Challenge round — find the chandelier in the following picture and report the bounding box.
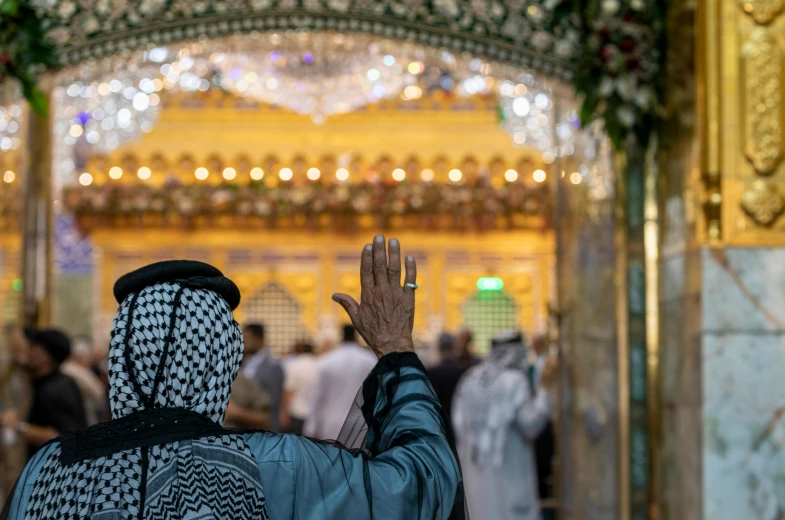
[216,33,411,124]
[43,32,603,188]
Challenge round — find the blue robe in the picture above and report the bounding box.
[3,354,461,519]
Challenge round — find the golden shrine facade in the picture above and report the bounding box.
[45,90,555,353]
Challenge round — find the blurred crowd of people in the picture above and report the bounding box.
[0,320,558,519]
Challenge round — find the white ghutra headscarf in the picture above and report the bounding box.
[452,331,531,469]
[23,269,269,519]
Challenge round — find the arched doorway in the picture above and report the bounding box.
[1,2,628,518]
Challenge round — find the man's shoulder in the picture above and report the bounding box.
[242,431,295,463]
[26,439,61,470]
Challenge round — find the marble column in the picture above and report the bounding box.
[557,159,620,520]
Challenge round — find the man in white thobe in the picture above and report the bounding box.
[304,324,377,440]
[453,331,557,520]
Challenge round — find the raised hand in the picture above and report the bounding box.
[332,235,417,358]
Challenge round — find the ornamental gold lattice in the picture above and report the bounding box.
[741,180,785,226]
[744,27,783,175]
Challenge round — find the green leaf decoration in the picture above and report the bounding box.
[0,0,58,112]
[0,0,20,16]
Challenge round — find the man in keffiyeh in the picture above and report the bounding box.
[452,331,557,520]
[2,235,463,520]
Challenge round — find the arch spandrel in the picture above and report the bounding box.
[33,0,578,79]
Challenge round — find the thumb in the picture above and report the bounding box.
[332,293,359,321]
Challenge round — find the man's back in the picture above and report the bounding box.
[28,371,87,458]
[4,353,460,520]
[305,343,376,439]
[60,362,105,426]
[285,354,320,420]
[246,351,285,432]
[453,364,552,520]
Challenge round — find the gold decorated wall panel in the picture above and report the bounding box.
[90,229,554,352]
[82,91,543,187]
[709,0,785,244]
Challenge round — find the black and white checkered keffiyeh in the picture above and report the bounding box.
[25,282,269,519]
[108,282,240,422]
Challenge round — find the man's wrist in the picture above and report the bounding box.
[373,342,414,358]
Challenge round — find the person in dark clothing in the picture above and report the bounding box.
[242,323,285,432]
[427,332,470,443]
[529,334,557,520]
[455,328,480,368]
[1,328,87,459]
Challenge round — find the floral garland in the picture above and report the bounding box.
[0,0,58,114]
[62,179,551,230]
[549,0,666,149]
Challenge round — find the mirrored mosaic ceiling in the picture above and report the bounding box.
[19,33,595,182]
[31,0,579,78]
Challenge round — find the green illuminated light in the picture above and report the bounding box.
[11,279,22,292]
[477,277,503,291]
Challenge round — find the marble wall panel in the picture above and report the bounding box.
[702,248,785,333]
[700,247,785,520]
[703,332,785,520]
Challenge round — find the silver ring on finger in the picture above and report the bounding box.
[404,283,419,290]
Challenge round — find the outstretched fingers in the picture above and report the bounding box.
[387,237,402,288]
[359,243,374,304]
[372,234,389,290]
[403,255,417,298]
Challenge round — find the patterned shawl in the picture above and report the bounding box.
[23,273,269,519]
[452,331,530,469]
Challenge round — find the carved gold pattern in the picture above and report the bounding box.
[741,0,785,24]
[741,180,785,225]
[744,28,783,175]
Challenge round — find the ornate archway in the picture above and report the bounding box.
[1,2,659,519]
[34,0,578,80]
